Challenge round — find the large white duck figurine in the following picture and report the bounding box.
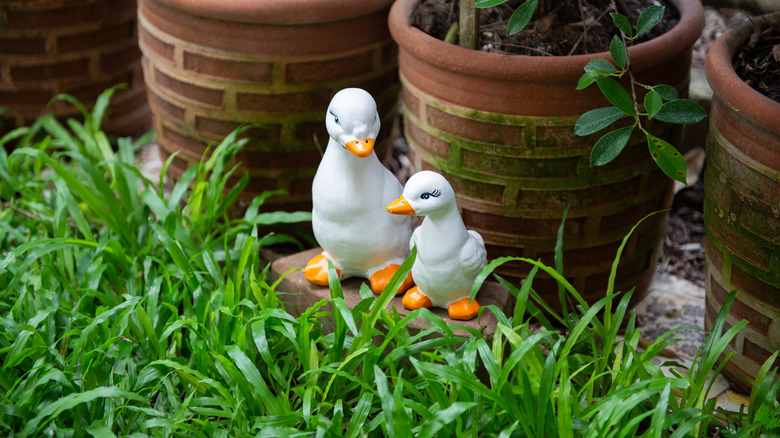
[305,88,414,294]
[387,171,487,320]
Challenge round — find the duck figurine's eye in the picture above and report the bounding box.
[420,190,441,200]
[330,110,340,126]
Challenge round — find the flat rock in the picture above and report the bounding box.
[269,247,512,342]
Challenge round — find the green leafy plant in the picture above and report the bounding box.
[573,6,707,184]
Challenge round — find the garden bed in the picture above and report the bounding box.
[1,5,776,437]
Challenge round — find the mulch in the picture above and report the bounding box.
[733,14,780,102]
[410,0,679,56]
[659,176,706,287]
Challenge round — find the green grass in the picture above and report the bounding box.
[1,90,779,437]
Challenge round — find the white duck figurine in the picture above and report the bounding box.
[387,171,487,320]
[305,88,414,294]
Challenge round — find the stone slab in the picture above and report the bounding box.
[269,248,512,342]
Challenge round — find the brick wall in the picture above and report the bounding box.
[0,0,150,136]
[138,0,398,211]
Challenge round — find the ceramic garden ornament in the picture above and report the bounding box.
[387,171,487,320]
[305,88,414,294]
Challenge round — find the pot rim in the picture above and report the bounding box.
[389,0,704,82]
[148,0,394,25]
[705,13,780,134]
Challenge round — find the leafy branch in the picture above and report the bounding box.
[471,1,706,184]
[574,6,707,184]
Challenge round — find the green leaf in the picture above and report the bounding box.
[610,13,633,37]
[513,265,539,324]
[150,222,195,288]
[609,35,627,69]
[474,0,510,7]
[576,72,596,90]
[86,423,117,438]
[90,84,127,132]
[51,93,90,120]
[345,392,374,438]
[647,381,672,437]
[250,211,313,226]
[653,84,679,101]
[507,0,537,36]
[437,402,478,423]
[555,205,569,318]
[226,345,281,416]
[636,6,665,37]
[333,297,359,336]
[584,59,617,75]
[574,106,626,136]
[558,360,574,438]
[374,366,397,438]
[590,125,634,166]
[21,387,145,437]
[647,135,687,184]
[594,76,635,116]
[644,90,663,119]
[367,246,416,330]
[653,99,707,124]
[418,402,477,438]
[749,350,780,418]
[52,176,95,242]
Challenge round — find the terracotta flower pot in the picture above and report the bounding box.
[704,13,780,393]
[138,0,398,211]
[389,0,704,311]
[0,0,150,137]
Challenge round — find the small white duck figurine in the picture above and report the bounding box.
[387,171,487,320]
[306,88,414,294]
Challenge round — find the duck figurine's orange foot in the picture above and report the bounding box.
[370,264,414,295]
[447,297,480,321]
[402,286,432,310]
[304,253,340,286]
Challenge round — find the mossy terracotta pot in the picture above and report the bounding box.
[138,0,398,211]
[704,13,780,394]
[389,0,704,311]
[0,0,150,137]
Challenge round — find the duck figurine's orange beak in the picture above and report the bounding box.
[387,195,416,215]
[345,138,375,158]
